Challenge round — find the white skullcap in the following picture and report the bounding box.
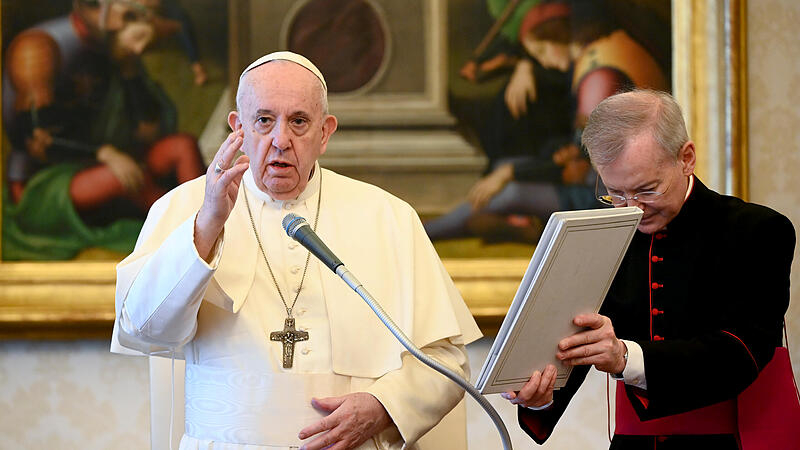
[239,51,327,91]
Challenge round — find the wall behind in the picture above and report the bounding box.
[0,340,149,448]
[747,0,800,382]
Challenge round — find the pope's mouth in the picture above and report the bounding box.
[269,161,292,168]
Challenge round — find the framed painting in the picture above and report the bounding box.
[0,0,229,337]
[0,0,748,338]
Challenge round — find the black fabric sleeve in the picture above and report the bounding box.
[517,364,592,444]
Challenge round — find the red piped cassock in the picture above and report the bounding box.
[518,178,795,449]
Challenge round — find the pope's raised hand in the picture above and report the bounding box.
[194,129,249,260]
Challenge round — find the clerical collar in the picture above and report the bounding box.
[658,174,696,233]
[242,162,321,209]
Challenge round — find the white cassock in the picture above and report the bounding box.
[111,163,482,450]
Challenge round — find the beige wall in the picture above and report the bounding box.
[747,0,800,381]
[1,1,799,448]
[0,340,149,449]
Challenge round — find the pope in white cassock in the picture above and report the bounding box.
[110,51,482,450]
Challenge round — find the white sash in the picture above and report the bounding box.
[183,364,368,447]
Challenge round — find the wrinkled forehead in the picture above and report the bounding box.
[238,62,323,113]
[600,139,671,186]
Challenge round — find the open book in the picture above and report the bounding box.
[475,207,642,395]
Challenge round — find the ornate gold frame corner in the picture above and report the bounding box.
[0,262,116,339]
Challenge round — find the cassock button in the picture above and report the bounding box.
[651,256,664,263]
[655,233,666,240]
[289,242,298,250]
[651,282,663,290]
[290,265,301,274]
[296,308,307,316]
[651,308,664,316]
[653,335,665,341]
[301,348,311,355]
[284,202,294,210]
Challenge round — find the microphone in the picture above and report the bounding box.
[281,213,512,449]
[282,213,343,272]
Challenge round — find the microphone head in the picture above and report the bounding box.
[282,213,309,238]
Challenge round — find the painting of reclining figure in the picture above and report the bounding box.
[429,0,670,253]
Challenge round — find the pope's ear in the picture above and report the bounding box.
[318,115,338,156]
[228,111,242,131]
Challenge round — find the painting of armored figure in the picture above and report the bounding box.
[1,0,227,260]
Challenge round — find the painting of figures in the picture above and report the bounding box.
[1,0,227,260]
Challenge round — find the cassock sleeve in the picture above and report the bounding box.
[628,212,795,419]
[364,339,470,446]
[516,364,591,444]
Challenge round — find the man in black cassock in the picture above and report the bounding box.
[504,89,795,449]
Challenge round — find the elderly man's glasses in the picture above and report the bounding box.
[595,176,671,206]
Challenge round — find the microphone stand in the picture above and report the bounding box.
[335,265,513,450]
[283,213,513,449]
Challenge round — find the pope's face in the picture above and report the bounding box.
[229,61,336,200]
[595,132,695,234]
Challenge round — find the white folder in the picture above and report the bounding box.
[475,207,642,394]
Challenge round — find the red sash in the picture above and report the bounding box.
[737,347,800,449]
[614,381,738,435]
[615,347,800,449]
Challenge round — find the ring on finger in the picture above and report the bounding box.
[214,162,226,174]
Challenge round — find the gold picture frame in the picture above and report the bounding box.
[0,1,749,338]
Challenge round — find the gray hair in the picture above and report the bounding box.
[582,89,689,166]
[235,60,329,116]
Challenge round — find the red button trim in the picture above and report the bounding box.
[655,233,666,240]
[651,255,664,262]
[651,308,664,316]
[653,335,664,341]
[651,282,663,290]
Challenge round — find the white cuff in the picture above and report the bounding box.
[619,339,647,390]
[524,400,554,411]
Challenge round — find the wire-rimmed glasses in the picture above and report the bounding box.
[595,176,672,206]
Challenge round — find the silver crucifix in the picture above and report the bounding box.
[270,317,309,368]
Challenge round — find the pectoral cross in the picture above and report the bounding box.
[270,317,309,368]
